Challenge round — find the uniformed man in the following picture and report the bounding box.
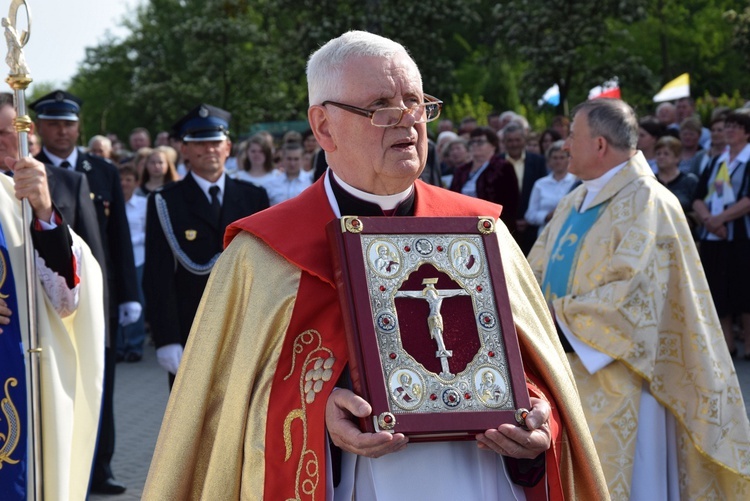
[30,89,140,495]
[143,104,269,387]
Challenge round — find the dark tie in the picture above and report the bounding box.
[60,160,72,169]
[209,185,221,225]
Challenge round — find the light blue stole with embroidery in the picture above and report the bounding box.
[542,203,608,302]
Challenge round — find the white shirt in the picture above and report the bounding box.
[265,170,313,206]
[125,194,147,266]
[190,171,226,204]
[525,172,577,233]
[233,169,282,190]
[43,146,79,168]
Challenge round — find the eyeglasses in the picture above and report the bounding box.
[468,138,489,146]
[322,94,443,128]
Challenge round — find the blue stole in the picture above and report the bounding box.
[542,203,608,302]
[0,223,27,500]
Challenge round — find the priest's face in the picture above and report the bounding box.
[564,111,599,180]
[321,53,427,195]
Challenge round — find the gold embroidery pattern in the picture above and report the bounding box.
[0,378,21,468]
[0,248,8,300]
[282,330,335,501]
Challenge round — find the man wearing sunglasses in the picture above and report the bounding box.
[145,31,606,500]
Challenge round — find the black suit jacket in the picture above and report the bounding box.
[143,173,269,347]
[502,151,547,254]
[37,149,139,320]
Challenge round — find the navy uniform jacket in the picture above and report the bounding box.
[143,172,269,348]
[37,149,139,326]
[44,164,111,340]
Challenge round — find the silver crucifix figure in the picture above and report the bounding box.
[395,278,468,378]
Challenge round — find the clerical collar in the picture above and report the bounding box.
[43,146,78,168]
[579,158,629,212]
[328,169,414,217]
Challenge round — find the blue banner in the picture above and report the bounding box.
[0,222,27,500]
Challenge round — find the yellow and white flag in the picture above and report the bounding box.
[653,73,690,102]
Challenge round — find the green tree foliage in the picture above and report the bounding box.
[492,0,650,115]
[69,0,747,141]
[725,5,750,73]
[617,0,749,115]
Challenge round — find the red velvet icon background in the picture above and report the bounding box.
[394,263,481,376]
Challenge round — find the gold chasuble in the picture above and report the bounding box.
[143,178,607,500]
[529,152,750,500]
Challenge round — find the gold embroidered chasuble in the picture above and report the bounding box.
[528,152,750,499]
[143,180,608,500]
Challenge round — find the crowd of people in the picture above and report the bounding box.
[3,27,750,500]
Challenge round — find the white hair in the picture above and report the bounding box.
[306,30,421,105]
[88,134,112,150]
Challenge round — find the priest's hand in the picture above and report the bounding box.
[326,388,408,458]
[6,157,53,224]
[0,297,12,334]
[476,397,551,459]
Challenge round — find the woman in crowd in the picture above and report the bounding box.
[117,163,148,362]
[233,134,280,189]
[679,116,703,172]
[449,126,518,231]
[692,111,750,357]
[654,136,698,219]
[140,146,180,196]
[524,140,577,235]
[690,114,728,177]
[538,128,561,157]
[637,116,665,173]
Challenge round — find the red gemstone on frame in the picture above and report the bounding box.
[352,219,360,227]
[389,352,396,359]
[437,246,443,252]
[404,246,411,252]
[379,285,386,292]
[483,220,491,229]
[476,285,483,292]
[449,395,456,402]
[488,351,495,357]
[464,393,471,399]
[383,415,393,423]
[383,318,390,324]
[430,394,437,400]
[484,316,491,322]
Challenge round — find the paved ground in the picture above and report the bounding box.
[89,345,168,500]
[89,341,750,499]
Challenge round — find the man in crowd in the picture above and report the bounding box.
[88,134,113,159]
[0,140,104,498]
[264,141,311,205]
[129,127,151,152]
[500,122,547,255]
[528,98,750,498]
[144,31,606,500]
[675,96,711,149]
[656,101,678,130]
[143,104,269,387]
[31,90,140,495]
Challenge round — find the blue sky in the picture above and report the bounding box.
[11,0,140,92]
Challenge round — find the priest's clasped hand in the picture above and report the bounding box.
[6,157,53,223]
[475,397,551,458]
[326,388,408,458]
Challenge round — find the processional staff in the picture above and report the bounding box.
[3,1,42,499]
